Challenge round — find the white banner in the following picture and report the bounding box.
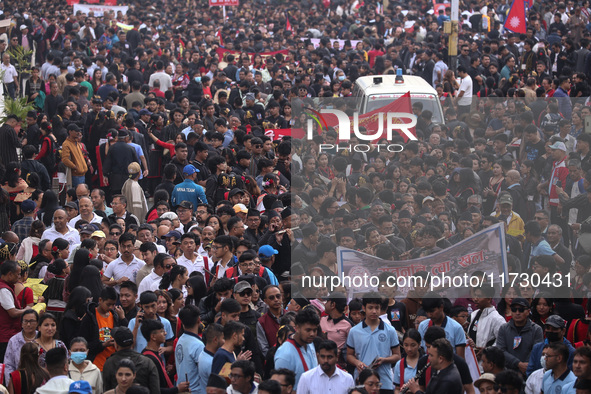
[72,4,129,16]
[301,38,362,49]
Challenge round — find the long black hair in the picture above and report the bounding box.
[159,265,187,290]
[68,248,91,292]
[78,265,104,303]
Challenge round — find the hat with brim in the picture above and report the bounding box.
[474,373,496,389]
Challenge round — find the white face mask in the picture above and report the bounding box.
[540,355,547,370]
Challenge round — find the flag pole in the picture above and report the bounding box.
[223,5,226,19]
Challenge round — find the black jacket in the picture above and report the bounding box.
[418,364,463,394]
[103,348,160,394]
[79,302,128,361]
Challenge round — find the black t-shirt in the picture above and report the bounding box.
[386,301,408,333]
[417,353,472,387]
[525,139,546,166]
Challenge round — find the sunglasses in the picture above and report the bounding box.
[110,232,121,236]
[254,144,262,148]
[239,290,253,297]
[494,385,509,393]
[511,306,527,313]
[266,294,281,300]
[165,264,173,269]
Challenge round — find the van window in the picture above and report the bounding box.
[365,93,444,123]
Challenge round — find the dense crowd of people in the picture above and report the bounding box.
[4,0,591,393]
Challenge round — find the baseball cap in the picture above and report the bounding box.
[474,373,496,389]
[162,230,182,240]
[160,212,178,221]
[91,231,106,239]
[510,297,530,309]
[229,188,245,198]
[498,193,513,205]
[64,202,78,210]
[112,327,134,347]
[80,225,95,235]
[139,109,152,116]
[234,280,252,293]
[183,164,199,175]
[20,25,27,30]
[128,162,141,174]
[545,314,566,329]
[549,141,567,151]
[69,381,92,394]
[177,201,194,211]
[244,92,255,101]
[233,203,248,214]
[20,199,36,213]
[259,245,278,258]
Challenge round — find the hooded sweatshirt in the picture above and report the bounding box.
[35,376,74,394]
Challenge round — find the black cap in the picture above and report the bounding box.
[228,188,245,198]
[510,297,530,309]
[207,374,228,389]
[177,201,194,210]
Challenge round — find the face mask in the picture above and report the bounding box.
[546,331,562,342]
[195,77,201,82]
[338,75,345,81]
[71,351,87,364]
[540,355,547,370]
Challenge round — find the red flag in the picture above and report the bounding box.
[504,0,527,34]
[215,30,224,46]
[367,91,415,143]
[321,91,416,142]
[286,15,293,32]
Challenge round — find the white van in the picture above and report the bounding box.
[351,73,445,124]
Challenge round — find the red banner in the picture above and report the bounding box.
[216,47,289,63]
[209,0,239,6]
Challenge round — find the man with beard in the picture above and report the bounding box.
[296,340,354,394]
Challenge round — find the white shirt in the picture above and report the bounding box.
[103,256,145,292]
[227,382,258,394]
[176,253,205,276]
[0,288,15,310]
[1,63,17,83]
[525,368,545,394]
[297,365,355,394]
[457,75,473,106]
[41,226,81,252]
[68,212,103,228]
[138,269,162,295]
[148,71,173,91]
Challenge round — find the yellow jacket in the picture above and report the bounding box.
[61,137,88,176]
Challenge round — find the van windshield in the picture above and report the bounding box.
[366,94,444,123]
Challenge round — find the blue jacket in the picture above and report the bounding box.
[172,179,207,209]
[526,337,575,377]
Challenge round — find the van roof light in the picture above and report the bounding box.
[395,68,404,84]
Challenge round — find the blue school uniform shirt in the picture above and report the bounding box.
[175,331,205,393]
[197,349,214,394]
[418,316,466,351]
[274,340,318,390]
[128,316,174,353]
[393,358,418,387]
[346,320,400,390]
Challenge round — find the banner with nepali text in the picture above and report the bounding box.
[327,223,509,300]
